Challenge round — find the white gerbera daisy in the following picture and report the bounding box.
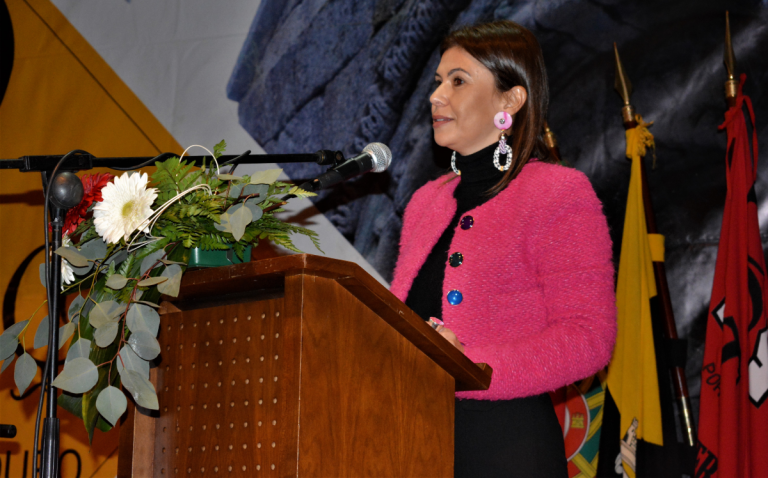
[93,172,158,244]
[61,234,75,287]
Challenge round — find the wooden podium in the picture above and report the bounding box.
[118,254,492,477]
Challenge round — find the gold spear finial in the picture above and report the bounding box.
[543,121,563,164]
[613,43,635,126]
[543,122,557,149]
[724,11,738,102]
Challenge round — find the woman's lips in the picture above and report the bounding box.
[432,117,453,129]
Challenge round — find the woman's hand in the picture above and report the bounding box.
[436,325,465,354]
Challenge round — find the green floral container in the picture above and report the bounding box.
[188,246,252,268]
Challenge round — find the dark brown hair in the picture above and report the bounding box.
[441,20,552,194]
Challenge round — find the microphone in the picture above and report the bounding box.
[306,143,392,191]
[50,172,84,210]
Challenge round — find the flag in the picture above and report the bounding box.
[606,115,664,478]
[696,73,768,478]
[550,373,607,478]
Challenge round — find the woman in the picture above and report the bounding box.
[390,21,616,477]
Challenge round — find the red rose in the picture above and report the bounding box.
[62,173,115,236]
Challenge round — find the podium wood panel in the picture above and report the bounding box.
[119,255,491,477]
[295,273,454,477]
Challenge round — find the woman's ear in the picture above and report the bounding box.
[503,86,527,116]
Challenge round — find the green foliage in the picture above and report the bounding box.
[30,140,322,442]
[212,139,226,159]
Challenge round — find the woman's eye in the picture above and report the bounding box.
[453,77,464,86]
[433,80,441,89]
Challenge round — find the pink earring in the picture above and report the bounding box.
[493,112,513,171]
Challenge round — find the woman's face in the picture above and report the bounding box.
[431,47,506,156]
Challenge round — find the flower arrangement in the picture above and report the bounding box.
[0,141,320,441]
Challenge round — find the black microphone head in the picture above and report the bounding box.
[50,172,84,210]
[363,143,392,172]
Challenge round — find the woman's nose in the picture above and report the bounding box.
[430,87,447,107]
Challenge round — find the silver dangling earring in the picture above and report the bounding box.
[451,151,461,175]
[493,132,513,171]
[493,111,513,171]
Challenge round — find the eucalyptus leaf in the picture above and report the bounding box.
[104,249,128,267]
[137,276,167,287]
[0,320,29,360]
[89,300,123,328]
[140,249,165,276]
[227,204,252,241]
[243,200,264,222]
[159,259,185,265]
[54,246,89,268]
[39,263,46,288]
[2,319,29,339]
[126,304,160,337]
[0,335,18,362]
[34,316,49,349]
[127,330,161,360]
[249,168,282,185]
[66,338,92,364]
[79,238,107,261]
[14,352,37,395]
[1,353,15,374]
[217,173,242,181]
[51,357,98,394]
[69,260,93,276]
[133,300,160,309]
[242,183,268,199]
[68,294,85,322]
[82,365,117,443]
[59,322,76,349]
[120,369,159,410]
[157,265,182,298]
[214,212,234,234]
[95,385,127,426]
[116,345,149,380]
[94,322,119,348]
[228,182,245,198]
[105,274,129,290]
[82,297,95,319]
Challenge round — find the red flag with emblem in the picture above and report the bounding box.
[696,74,768,477]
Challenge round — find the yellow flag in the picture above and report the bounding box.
[606,115,664,478]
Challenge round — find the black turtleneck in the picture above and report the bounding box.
[405,142,505,321]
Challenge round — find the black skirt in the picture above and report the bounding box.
[455,394,569,478]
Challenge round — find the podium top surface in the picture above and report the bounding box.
[170,254,492,392]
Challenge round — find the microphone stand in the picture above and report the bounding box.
[40,206,65,478]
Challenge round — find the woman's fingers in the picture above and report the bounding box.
[437,326,465,353]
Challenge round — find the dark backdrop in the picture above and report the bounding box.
[227,0,768,443]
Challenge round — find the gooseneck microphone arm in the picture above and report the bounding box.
[282,143,393,201]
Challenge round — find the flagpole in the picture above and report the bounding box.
[543,121,563,164]
[613,44,697,448]
[724,12,738,109]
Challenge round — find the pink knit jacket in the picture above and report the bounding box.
[390,161,617,400]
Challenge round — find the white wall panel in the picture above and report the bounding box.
[50,0,388,285]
